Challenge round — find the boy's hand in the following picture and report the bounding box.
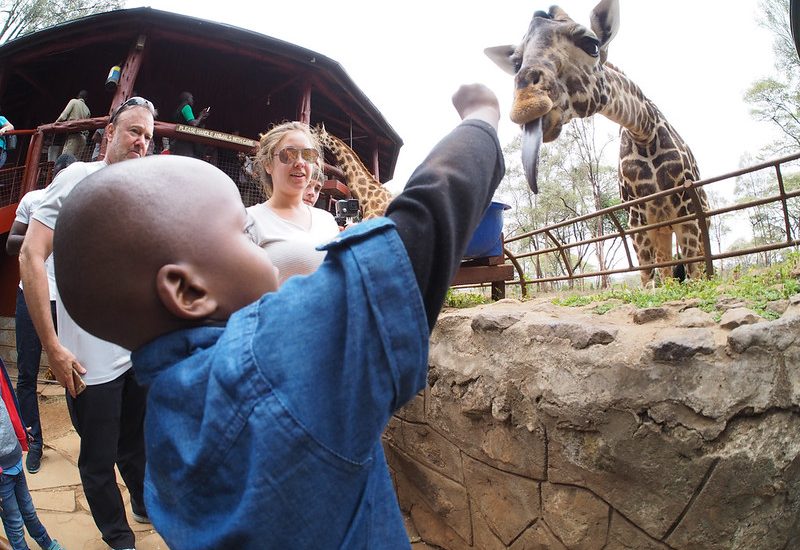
[452,84,500,131]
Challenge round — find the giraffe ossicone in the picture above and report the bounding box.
[316,126,393,220]
[486,0,709,286]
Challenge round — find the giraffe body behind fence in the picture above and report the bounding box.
[316,127,393,220]
[486,0,709,285]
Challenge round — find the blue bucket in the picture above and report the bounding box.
[464,201,510,259]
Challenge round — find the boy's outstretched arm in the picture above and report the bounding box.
[385,84,505,330]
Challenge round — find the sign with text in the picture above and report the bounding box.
[175,124,257,148]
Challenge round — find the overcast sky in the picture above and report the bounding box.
[127,0,780,196]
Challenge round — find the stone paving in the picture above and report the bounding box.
[19,382,167,550]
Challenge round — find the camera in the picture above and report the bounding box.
[335,199,361,226]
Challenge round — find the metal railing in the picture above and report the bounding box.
[456,152,800,296]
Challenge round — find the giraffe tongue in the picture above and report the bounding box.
[522,118,542,194]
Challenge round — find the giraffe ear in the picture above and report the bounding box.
[485,45,517,76]
[589,0,619,63]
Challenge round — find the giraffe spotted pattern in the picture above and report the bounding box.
[316,127,393,220]
[486,0,709,285]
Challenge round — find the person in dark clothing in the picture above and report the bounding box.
[170,91,210,158]
[51,83,504,549]
[6,153,75,475]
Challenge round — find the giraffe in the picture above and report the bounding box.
[486,0,709,285]
[316,127,393,219]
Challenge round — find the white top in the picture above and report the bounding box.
[246,203,340,284]
[33,160,132,386]
[15,189,56,300]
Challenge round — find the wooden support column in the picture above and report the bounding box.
[298,81,311,125]
[371,146,380,182]
[21,130,43,196]
[109,33,148,115]
[0,60,7,101]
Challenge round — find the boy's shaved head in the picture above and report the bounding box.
[54,155,279,350]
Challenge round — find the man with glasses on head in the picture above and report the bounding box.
[19,96,156,550]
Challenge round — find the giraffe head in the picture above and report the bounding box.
[485,0,619,192]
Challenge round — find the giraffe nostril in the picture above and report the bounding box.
[517,68,542,88]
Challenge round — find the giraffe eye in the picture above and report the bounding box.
[577,36,600,57]
[512,56,522,74]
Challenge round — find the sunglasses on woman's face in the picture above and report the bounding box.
[274,147,320,165]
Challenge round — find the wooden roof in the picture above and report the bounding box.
[0,7,402,181]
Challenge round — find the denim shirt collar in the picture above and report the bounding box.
[132,325,225,386]
[133,218,399,388]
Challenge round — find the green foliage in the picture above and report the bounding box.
[552,253,800,319]
[445,289,490,308]
[745,0,800,155]
[498,119,621,287]
[744,77,800,153]
[0,0,123,43]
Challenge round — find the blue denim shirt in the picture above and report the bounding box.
[132,218,428,550]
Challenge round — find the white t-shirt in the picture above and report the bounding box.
[15,189,56,300]
[33,160,132,386]
[246,202,340,284]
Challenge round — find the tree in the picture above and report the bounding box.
[0,0,122,44]
[733,153,791,266]
[562,119,622,288]
[760,0,799,74]
[704,189,734,276]
[498,119,621,290]
[745,0,800,156]
[744,77,800,154]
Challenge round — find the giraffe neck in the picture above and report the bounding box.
[597,63,661,144]
[322,133,391,219]
[326,137,375,195]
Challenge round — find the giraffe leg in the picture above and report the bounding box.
[631,229,655,286]
[652,227,674,284]
[675,221,705,279]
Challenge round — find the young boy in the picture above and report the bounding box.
[0,358,64,550]
[52,84,504,549]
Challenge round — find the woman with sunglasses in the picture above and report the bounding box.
[247,122,340,285]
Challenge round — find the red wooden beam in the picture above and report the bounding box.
[299,81,311,125]
[110,34,148,114]
[148,29,310,75]
[21,130,43,196]
[11,30,134,65]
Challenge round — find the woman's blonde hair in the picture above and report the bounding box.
[254,121,322,198]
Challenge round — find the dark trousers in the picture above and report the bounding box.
[14,287,56,450]
[67,368,147,549]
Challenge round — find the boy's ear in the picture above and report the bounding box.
[155,264,218,320]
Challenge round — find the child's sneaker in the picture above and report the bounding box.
[26,446,42,474]
[47,540,65,550]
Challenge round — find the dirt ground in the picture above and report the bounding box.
[38,382,74,440]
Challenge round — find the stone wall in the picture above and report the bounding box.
[384,296,800,549]
[0,315,17,368]
[0,315,51,373]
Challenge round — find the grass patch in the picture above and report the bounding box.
[552,253,800,319]
[445,289,491,308]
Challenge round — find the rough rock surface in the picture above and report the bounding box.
[384,296,800,549]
